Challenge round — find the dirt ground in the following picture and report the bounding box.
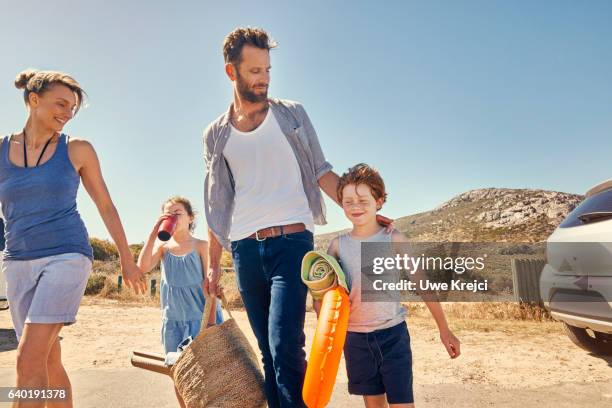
[0,297,610,407]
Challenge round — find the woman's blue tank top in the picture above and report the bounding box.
[0,134,93,260]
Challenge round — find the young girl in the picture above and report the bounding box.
[138,196,223,355]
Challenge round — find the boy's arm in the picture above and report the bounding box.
[313,237,340,317]
[422,300,460,358]
[392,231,461,359]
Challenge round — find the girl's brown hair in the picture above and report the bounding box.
[162,196,197,232]
[14,69,86,114]
[337,163,388,208]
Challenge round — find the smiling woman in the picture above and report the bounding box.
[0,69,147,408]
[16,69,85,114]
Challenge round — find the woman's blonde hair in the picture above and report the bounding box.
[14,69,86,114]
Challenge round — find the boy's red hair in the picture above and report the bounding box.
[337,163,387,206]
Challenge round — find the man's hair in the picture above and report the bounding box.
[337,163,388,206]
[223,27,277,66]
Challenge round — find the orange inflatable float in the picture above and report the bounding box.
[301,251,351,408]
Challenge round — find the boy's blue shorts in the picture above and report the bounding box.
[343,321,414,404]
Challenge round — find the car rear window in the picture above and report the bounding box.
[560,189,612,228]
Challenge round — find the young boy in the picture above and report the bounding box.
[314,163,461,408]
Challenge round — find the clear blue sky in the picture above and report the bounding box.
[1,1,611,243]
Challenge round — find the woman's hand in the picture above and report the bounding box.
[121,261,147,295]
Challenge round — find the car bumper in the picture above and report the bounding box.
[550,311,612,334]
[541,264,612,332]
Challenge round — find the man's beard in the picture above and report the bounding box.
[236,72,268,103]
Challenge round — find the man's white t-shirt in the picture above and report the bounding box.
[223,109,315,241]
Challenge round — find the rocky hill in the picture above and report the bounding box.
[316,188,583,250]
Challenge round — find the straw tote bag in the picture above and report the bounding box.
[171,294,266,408]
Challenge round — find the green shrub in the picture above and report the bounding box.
[100,276,120,297]
[130,243,143,263]
[85,273,107,295]
[90,238,119,261]
[92,259,121,275]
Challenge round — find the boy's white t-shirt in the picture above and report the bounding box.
[223,109,314,241]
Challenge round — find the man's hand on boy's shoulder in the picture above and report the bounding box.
[376,214,394,233]
[440,328,461,359]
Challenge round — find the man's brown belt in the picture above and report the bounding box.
[247,223,306,241]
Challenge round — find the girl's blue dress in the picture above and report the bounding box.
[160,250,223,354]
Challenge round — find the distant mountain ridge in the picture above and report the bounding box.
[316,188,583,249]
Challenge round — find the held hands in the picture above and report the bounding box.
[121,260,147,295]
[440,328,461,359]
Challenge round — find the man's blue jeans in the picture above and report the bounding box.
[231,230,312,408]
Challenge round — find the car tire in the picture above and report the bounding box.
[563,323,612,355]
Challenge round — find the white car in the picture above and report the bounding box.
[540,180,612,355]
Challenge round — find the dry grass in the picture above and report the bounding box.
[85,273,160,306]
[89,238,119,261]
[416,301,554,321]
[404,301,562,335]
[403,301,553,326]
[86,264,558,335]
[219,271,243,308]
[92,259,121,275]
